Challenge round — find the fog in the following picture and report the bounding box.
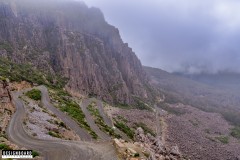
[82,0,240,73]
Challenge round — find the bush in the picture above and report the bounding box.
[133,97,151,110]
[134,153,140,157]
[87,103,121,138]
[59,122,67,128]
[114,120,134,139]
[25,89,41,101]
[216,136,229,144]
[48,131,61,138]
[32,150,39,158]
[231,127,240,139]
[0,143,12,150]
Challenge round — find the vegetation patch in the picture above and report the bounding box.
[49,90,98,139]
[114,119,134,139]
[0,143,12,150]
[230,127,240,139]
[87,103,121,138]
[116,116,128,123]
[116,103,133,109]
[158,102,186,116]
[133,96,152,110]
[0,133,8,139]
[134,153,140,157]
[0,57,67,89]
[48,131,61,138]
[0,42,13,53]
[25,89,41,101]
[32,150,40,158]
[133,122,156,136]
[215,136,229,144]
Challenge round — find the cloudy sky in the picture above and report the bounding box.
[82,0,240,73]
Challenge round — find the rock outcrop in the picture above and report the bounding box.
[134,127,184,160]
[113,127,185,160]
[0,0,155,106]
[0,78,14,134]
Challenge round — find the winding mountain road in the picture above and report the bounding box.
[7,87,117,160]
[38,86,92,141]
[79,98,130,141]
[95,99,130,141]
[80,99,110,141]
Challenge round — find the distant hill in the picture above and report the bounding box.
[144,66,240,126]
[175,72,240,93]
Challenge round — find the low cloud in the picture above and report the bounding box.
[83,0,240,73]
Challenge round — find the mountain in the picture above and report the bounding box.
[0,0,155,106]
[144,66,240,127]
[175,71,240,93]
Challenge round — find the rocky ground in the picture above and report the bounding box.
[114,127,185,160]
[105,106,157,133]
[105,104,187,160]
[165,103,240,160]
[21,94,80,141]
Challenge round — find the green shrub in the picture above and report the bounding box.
[0,143,12,150]
[59,122,67,128]
[231,127,240,139]
[134,153,140,157]
[114,120,134,139]
[216,136,229,144]
[133,97,151,110]
[25,89,41,101]
[87,103,121,138]
[48,131,61,138]
[32,150,39,158]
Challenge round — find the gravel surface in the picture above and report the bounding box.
[22,96,80,141]
[165,103,240,160]
[106,106,157,134]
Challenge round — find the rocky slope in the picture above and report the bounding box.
[144,66,240,159]
[144,66,240,127]
[0,0,154,106]
[0,78,13,135]
[166,104,240,160]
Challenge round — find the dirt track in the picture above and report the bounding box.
[7,87,118,160]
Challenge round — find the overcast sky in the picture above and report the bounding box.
[82,0,240,73]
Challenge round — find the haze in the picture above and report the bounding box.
[83,0,240,74]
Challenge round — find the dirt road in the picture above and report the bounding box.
[7,88,117,160]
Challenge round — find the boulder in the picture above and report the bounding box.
[113,138,125,148]
[170,146,181,156]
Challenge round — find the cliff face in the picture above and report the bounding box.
[0,0,152,105]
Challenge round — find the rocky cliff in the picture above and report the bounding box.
[0,0,154,105]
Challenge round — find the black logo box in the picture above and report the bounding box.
[2,150,32,155]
